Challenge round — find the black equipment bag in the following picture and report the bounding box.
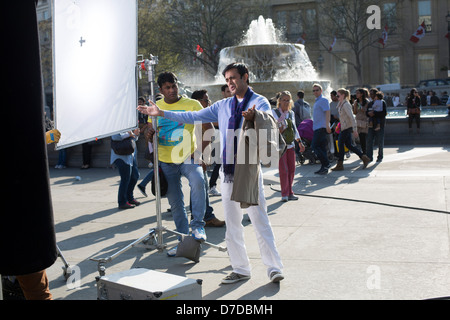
[151,166,168,197]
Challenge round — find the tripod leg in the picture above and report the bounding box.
[57,245,73,280]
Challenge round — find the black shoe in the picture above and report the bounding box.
[129,199,141,206]
[1,277,25,300]
[315,167,328,175]
[119,202,135,210]
[376,158,383,163]
[137,184,147,197]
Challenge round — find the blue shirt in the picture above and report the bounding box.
[312,95,330,131]
[110,132,137,166]
[162,92,271,162]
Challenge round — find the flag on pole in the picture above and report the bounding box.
[378,25,388,48]
[410,21,426,43]
[329,36,337,51]
[196,44,204,56]
[194,44,204,61]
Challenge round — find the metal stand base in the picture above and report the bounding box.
[57,244,72,280]
[91,227,227,277]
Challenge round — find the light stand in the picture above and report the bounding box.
[447,12,450,77]
[91,55,226,277]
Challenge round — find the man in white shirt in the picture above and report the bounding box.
[138,63,284,284]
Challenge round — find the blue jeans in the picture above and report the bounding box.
[57,149,67,166]
[160,159,206,235]
[337,128,363,161]
[139,169,154,188]
[312,128,330,168]
[189,171,216,221]
[114,157,139,206]
[366,126,385,161]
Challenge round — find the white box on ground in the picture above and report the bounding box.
[97,268,202,300]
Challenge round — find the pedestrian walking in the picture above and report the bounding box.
[331,88,370,171]
[311,84,331,175]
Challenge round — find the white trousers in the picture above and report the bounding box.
[220,170,283,278]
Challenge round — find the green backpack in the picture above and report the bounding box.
[275,109,295,145]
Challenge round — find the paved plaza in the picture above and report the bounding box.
[45,146,450,300]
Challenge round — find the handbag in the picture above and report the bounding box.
[275,109,295,145]
[111,137,136,155]
[408,107,421,115]
[356,119,368,129]
[151,166,168,197]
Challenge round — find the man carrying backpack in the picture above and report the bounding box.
[272,91,305,202]
[293,90,311,162]
[293,90,311,126]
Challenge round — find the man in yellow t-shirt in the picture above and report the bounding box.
[150,72,207,255]
[155,96,202,163]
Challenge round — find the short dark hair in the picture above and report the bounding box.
[222,62,250,85]
[221,84,228,92]
[297,90,305,99]
[157,72,178,88]
[313,83,323,91]
[369,88,379,95]
[191,89,207,100]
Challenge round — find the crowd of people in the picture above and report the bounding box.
[265,85,385,178]
[129,63,398,286]
[9,54,447,298]
[385,90,449,108]
[8,2,448,301]
[128,83,390,211]
[19,57,447,298]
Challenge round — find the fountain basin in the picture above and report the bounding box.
[217,43,318,83]
[387,106,449,118]
[384,115,450,145]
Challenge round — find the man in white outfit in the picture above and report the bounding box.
[138,63,284,284]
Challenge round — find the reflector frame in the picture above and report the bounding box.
[53,0,138,149]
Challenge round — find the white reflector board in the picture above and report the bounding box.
[53,0,138,149]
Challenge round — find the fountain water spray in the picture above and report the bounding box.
[192,16,330,102]
[215,16,319,84]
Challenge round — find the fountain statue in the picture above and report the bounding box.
[190,16,330,103]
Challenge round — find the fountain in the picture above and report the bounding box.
[190,16,330,103]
